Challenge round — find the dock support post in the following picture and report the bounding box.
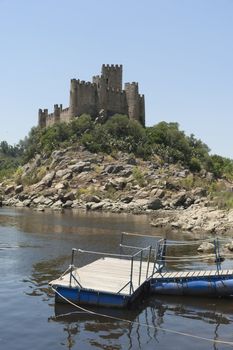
[146,246,152,278]
[69,248,77,287]
[138,250,143,286]
[130,256,134,295]
[214,238,222,272]
[120,233,124,258]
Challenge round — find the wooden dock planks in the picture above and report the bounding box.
[50,257,155,295]
[50,257,233,297]
[152,269,233,280]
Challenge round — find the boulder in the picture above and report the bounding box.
[104,178,127,191]
[84,195,101,203]
[56,169,72,179]
[51,200,63,209]
[203,221,219,233]
[37,206,45,212]
[37,171,55,188]
[33,196,46,205]
[86,202,104,211]
[69,161,91,173]
[42,188,57,197]
[22,154,41,175]
[15,185,23,194]
[126,157,137,165]
[121,195,133,203]
[120,168,133,177]
[148,198,163,210]
[192,187,207,197]
[150,188,165,198]
[43,198,53,206]
[23,199,31,207]
[5,185,14,195]
[174,170,189,178]
[151,218,170,228]
[171,192,187,207]
[51,149,66,160]
[171,222,181,229]
[63,191,76,201]
[197,242,215,253]
[225,241,233,252]
[62,200,73,208]
[104,164,125,174]
[55,182,67,190]
[15,201,24,207]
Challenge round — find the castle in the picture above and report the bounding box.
[38,64,145,128]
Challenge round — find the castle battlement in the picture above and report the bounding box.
[77,81,93,86]
[102,64,122,70]
[125,82,138,87]
[38,64,145,128]
[106,87,125,95]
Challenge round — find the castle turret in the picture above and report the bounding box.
[54,104,61,123]
[125,82,139,121]
[38,109,48,128]
[101,64,122,90]
[69,79,78,117]
[139,95,145,127]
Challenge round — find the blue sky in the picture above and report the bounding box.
[0,0,233,158]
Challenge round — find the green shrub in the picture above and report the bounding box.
[132,166,146,187]
[189,157,202,172]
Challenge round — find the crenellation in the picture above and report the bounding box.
[38,64,145,128]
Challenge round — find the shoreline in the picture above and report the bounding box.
[2,201,233,236]
[1,147,233,236]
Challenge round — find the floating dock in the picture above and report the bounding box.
[50,233,233,308]
[50,256,154,307]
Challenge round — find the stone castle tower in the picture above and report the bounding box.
[38,64,145,128]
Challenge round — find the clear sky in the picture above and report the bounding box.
[0,0,233,158]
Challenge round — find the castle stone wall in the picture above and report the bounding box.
[60,107,71,123]
[76,81,98,117]
[105,89,127,116]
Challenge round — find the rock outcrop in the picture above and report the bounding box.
[1,146,233,235]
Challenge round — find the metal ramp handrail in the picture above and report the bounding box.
[69,244,154,295]
[153,237,225,275]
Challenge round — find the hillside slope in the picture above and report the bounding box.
[1,144,233,235]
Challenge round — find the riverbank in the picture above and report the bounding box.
[1,146,233,235]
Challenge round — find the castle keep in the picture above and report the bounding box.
[38,64,145,128]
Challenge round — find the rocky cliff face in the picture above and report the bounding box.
[1,145,233,235]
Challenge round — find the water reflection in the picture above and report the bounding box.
[25,255,68,299]
[49,296,233,350]
[2,207,233,350]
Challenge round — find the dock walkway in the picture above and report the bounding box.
[50,257,155,296]
[50,235,233,308]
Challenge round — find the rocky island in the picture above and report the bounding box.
[1,140,233,237]
[1,65,233,238]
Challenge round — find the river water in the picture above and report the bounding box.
[0,207,233,350]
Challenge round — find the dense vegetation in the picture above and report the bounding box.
[0,141,23,180]
[1,114,233,181]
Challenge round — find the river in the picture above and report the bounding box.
[0,207,233,350]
